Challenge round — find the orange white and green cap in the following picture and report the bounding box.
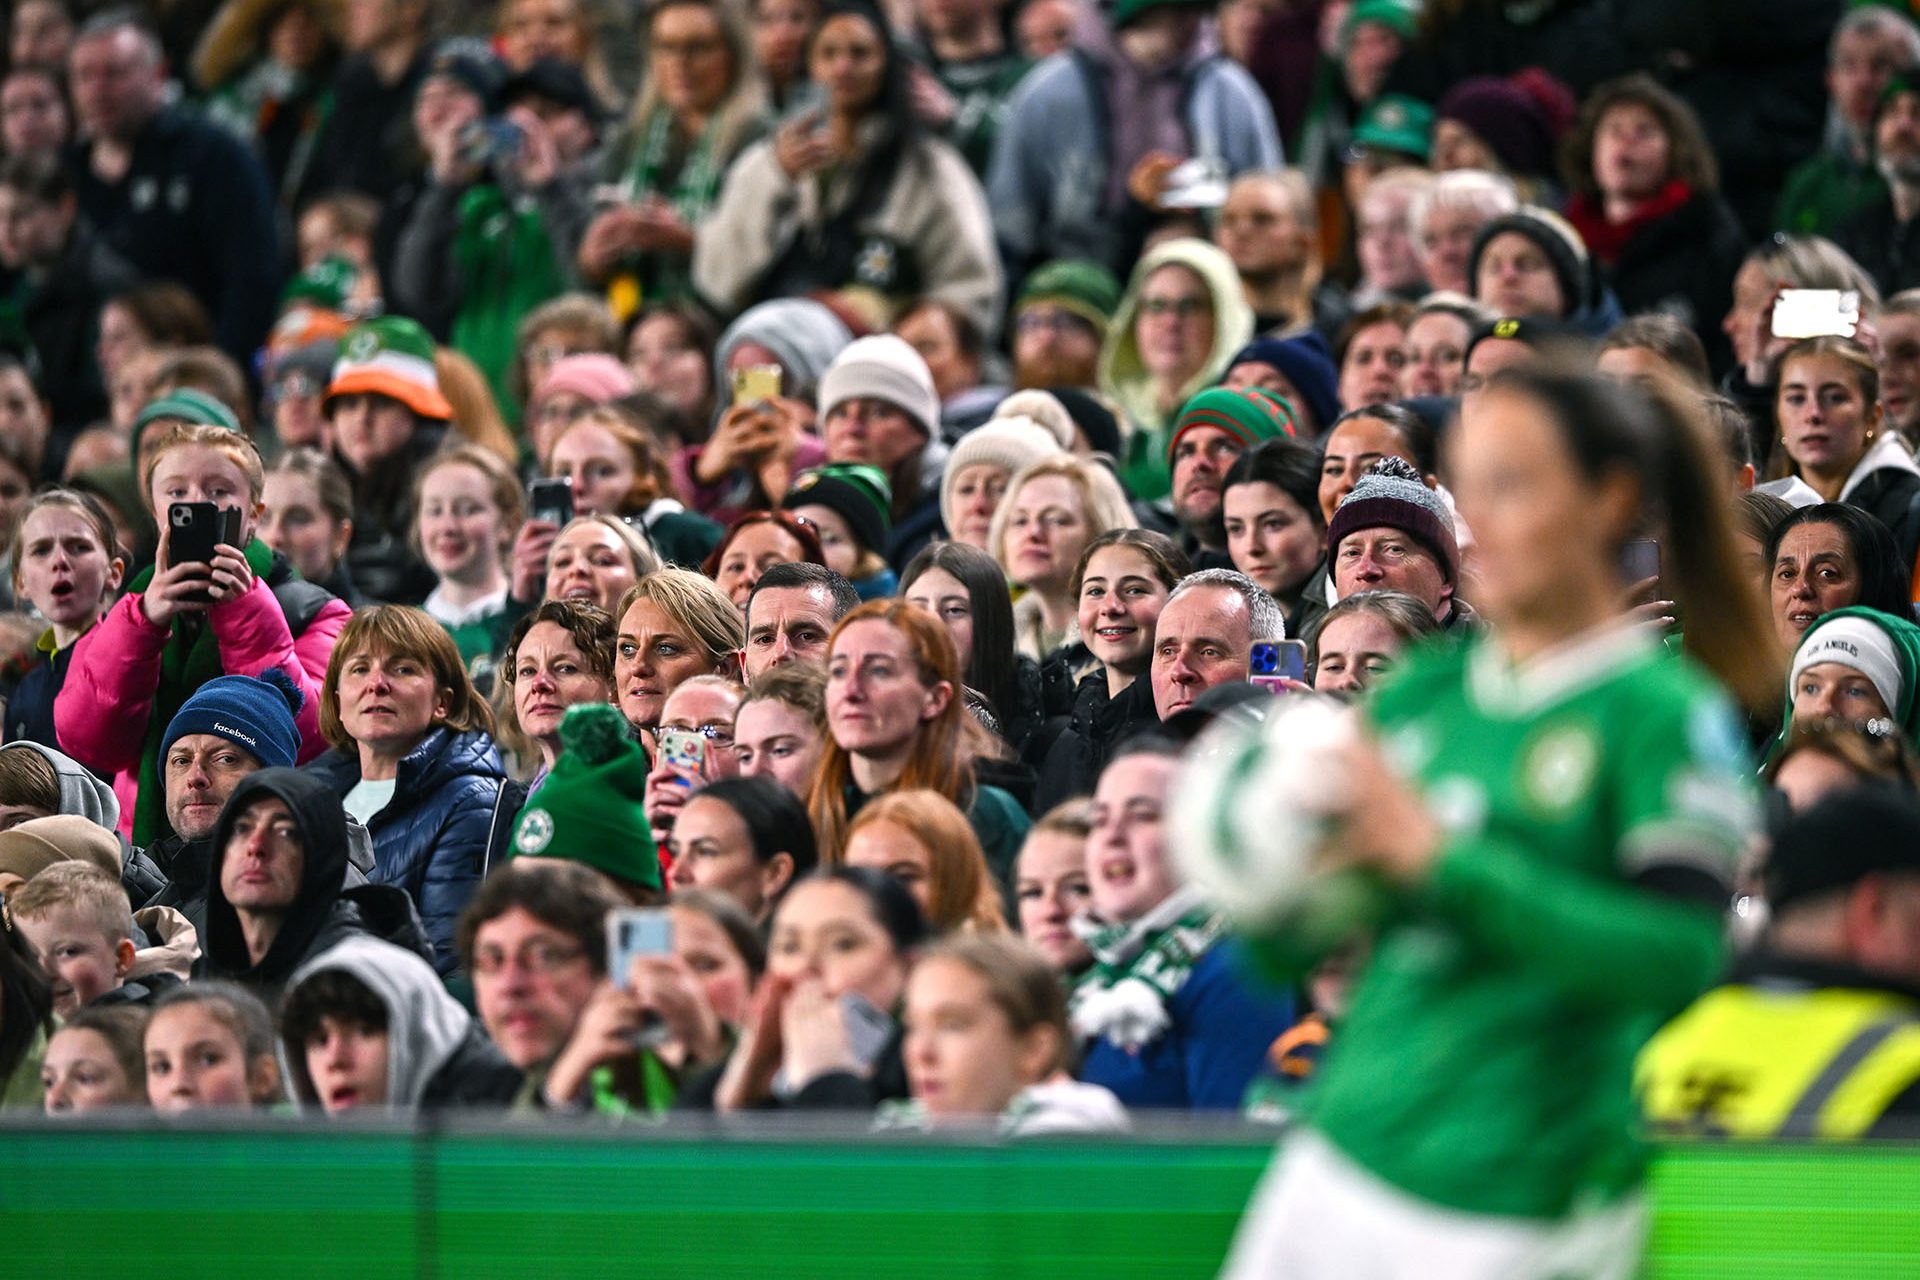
[324,316,452,421]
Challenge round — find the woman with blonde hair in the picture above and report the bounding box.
[613,567,744,733]
[988,455,1135,665]
[578,0,768,311]
[843,789,1006,935]
[810,600,1029,885]
[1768,335,1920,570]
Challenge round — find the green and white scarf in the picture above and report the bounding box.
[1069,886,1221,1053]
[626,110,726,226]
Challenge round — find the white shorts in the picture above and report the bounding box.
[1219,1128,1647,1280]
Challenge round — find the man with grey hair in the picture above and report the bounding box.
[67,9,279,363]
[1150,568,1285,721]
[1035,566,1283,809]
[1779,6,1920,238]
[1408,170,1519,296]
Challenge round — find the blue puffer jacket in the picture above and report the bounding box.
[303,728,519,974]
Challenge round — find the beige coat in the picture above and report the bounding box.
[694,126,1003,336]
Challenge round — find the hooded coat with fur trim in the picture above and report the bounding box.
[1097,239,1256,501]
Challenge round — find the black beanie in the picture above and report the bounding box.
[1468,209,1593,316]
[1767,783,1920,913]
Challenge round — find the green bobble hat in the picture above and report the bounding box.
[132,389,245,499]
[1166,387,1298,464]
[326,316,454,421]
[784,463,893,553]
[508,702,661,893]
[280,256,361,313]
[1351,93,1435,162]
[1016,259,1124,338]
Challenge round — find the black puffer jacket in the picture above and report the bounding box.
[1034,671,1161,813]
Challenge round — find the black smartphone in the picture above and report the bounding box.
[528,477,573,527]
[1620,538,1661,584]
[168,503,243,604]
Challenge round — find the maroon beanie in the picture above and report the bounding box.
[1437,69,1576,181]
[1325,457,1459,586]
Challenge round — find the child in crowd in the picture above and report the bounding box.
[415,444,525,688]
[143,982,283,1113]
[42,1004,149,1114]
[278,935,521,1116]
[2,489,124,751]
[55,419,350,845]
[8,861,170,1014]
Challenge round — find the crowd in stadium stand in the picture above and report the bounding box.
[8,0,1920,1268]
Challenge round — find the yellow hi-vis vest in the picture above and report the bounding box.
[1637,983,1920,1138]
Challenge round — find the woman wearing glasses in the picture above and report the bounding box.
[1098,238,1255,501]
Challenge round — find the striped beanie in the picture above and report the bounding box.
[1166,387,1298,464]
[325,317,453,421]
[1325,457,1459,584]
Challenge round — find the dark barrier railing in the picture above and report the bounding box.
[5,1119,1920,1278]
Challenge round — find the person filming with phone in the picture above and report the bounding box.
[1769,336,1920,573]
[55,412,351,847]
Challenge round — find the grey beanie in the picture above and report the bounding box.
[817,335,943,441]
[713,299,855,390]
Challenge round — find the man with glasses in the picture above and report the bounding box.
[459,860,628,1107]
[1008,259,1120,392]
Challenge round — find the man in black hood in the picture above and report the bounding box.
[201,769,429,993]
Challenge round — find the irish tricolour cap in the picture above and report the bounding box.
[325,316,453,421]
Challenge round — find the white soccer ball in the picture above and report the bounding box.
[1170,695,1359,930]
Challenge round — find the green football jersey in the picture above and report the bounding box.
[1303,626,1758,1220]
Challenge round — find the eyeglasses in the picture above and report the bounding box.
[471,941,587,976]
[1139,297,1208,319]
[666,723,735,747]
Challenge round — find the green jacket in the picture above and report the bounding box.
[1775,146,1887,238]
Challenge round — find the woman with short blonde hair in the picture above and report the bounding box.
[987,455,1136,664]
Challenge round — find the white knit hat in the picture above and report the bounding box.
[990,390,1076,449]
[1791,614,1905,717]
[817,335,941,441]
[940,418,1066,534]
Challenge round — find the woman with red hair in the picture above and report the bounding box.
[809,601,1030,891]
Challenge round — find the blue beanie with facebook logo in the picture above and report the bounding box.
[160,669,305,771]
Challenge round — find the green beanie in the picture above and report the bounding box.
[1016,259,1123,337]
[1166,387,1298,463]
[1351,93,1434,161]
[134,389,242,435]
[281,256,361,312]
[1107,0,1211,28]
[784,462,893,553]
[132,389,245,498]
[509,703,662,892]
[1342,0,1420,46]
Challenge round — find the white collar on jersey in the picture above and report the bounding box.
[1467,618,1660,718]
